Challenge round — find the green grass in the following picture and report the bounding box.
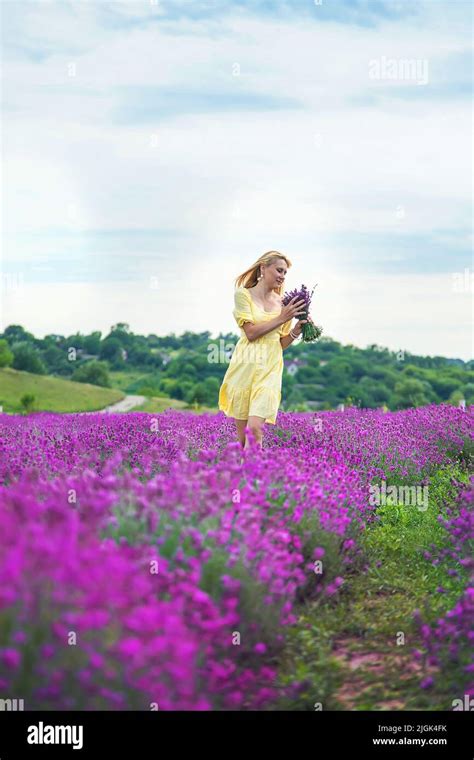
[134,396,218,414]
[0,367,124,413]
[108,370,154,393]
[133,396,188,413]
[275,462,471,711]
[108,372,219,415]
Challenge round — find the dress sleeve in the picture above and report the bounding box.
[233,288,255,327]
[279,318,293,337]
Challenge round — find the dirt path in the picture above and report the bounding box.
[98,395,146,413]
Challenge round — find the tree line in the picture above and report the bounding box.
[0,322,472,411]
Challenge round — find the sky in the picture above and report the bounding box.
[1,0,472,360]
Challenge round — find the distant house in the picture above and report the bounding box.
[76,349,97,361]
[286,362,298,376]
[284,357,308,376]
[154,352,171,366]
[319,360,328,366]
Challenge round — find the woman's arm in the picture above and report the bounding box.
[241,295,307,343]
[242,315,285,342]
[280,315,311,350]
[280,332,297,350]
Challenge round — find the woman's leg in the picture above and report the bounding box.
[245,415,265,450]
[235,418,248,448]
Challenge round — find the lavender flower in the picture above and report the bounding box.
[281,283,323,343]
[0,403,471,709]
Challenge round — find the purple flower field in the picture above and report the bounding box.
[416,476,474,697]
[0,404,472,709]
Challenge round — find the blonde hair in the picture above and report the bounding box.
[234,250,292,296]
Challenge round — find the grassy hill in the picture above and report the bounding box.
[133,396,218,414]
[108,370,153,393]
[0,368,125,413]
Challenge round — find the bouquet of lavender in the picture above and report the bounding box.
[282,283,323,343]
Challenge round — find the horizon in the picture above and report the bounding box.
[3,319,472,366]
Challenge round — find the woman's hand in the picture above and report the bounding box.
[292,319,306,336]
[280,296,307,323]
[292,313,314,337]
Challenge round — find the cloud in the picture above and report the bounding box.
[95,0,418,28]
[111,86,303,123]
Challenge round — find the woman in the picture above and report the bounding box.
[218,251,309,450]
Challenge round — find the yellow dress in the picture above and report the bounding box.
[218,286,293,424]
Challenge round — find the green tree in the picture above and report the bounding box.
[106,324,133,349]
[41,344,69,375]
[185,383,206,405]
[3,325,35,345]
[127,344,152,367]
[99,338,124,367]
[111,322,130,334]
[83,331,102,355]
[392,378,431,409]
[20,393,35,412]
[65,333,85,350]
[0,339,14,368]
[12,344,46,375]
[203,376,220,404]
[185,378,219,406]
[448,389,466,405]
[72,361,110,387]
[429,375,462,399]
[284,387,306,408]
[461,383,474,403]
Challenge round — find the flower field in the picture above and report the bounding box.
[0,404,472,710]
